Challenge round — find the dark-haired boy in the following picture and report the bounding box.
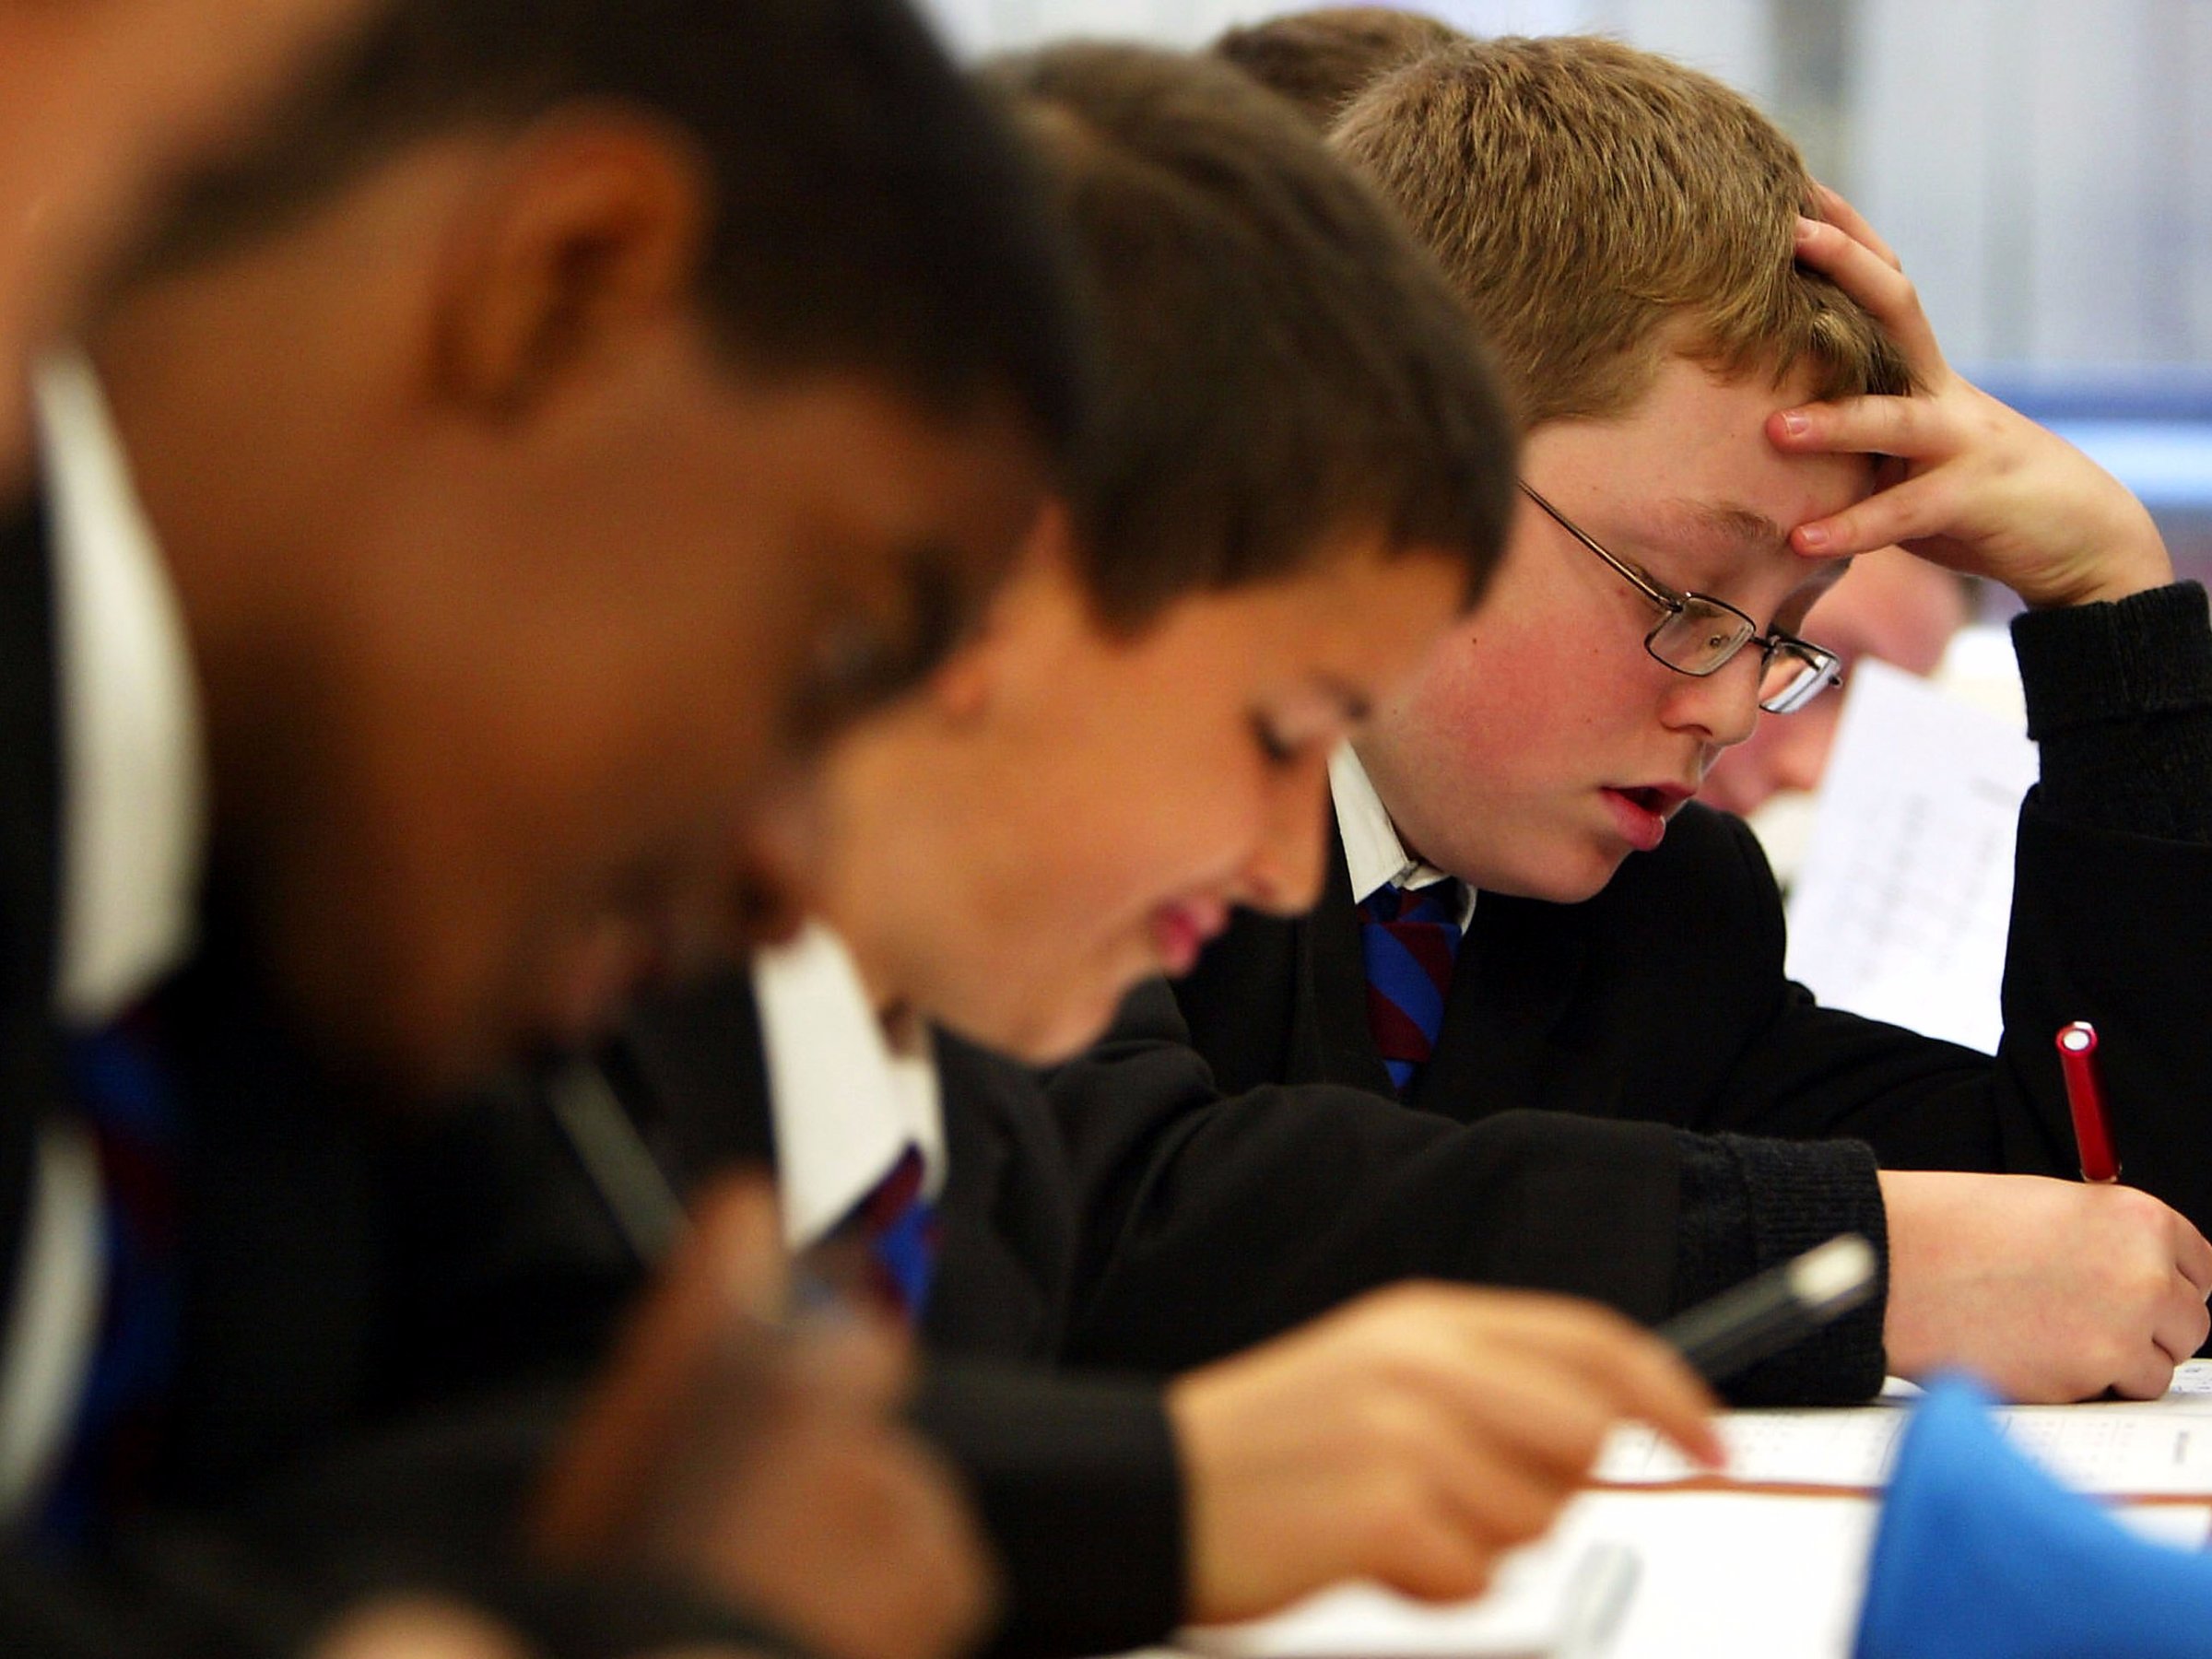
[0,0,1081,1653]
[0,0,377,465]
[594,39,1720,1659]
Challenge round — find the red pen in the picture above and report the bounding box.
[2056,1021,2121,1183]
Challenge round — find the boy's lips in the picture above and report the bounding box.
[1598,782,1695,853]
[1148,896,1230,977]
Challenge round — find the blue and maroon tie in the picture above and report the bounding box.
[1358,879,1465,1096]
[40,1004,182,1547]
[838,1144,940,1326]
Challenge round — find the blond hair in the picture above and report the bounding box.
[1334,35,1912,426]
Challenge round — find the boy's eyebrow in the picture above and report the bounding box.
[1657,498,1794,554]
[1648,497,1857,623]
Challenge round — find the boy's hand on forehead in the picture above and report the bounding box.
[1770,184,2173,610]
[531,1178,998,1659]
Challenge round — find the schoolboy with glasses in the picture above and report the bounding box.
[1065,31,2212,1410]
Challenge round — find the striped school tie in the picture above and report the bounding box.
[1358,879,1465,1096]
[830,1144,940,1326]
[40,1006,182,1547]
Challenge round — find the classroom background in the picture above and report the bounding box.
[922,0,2212,591]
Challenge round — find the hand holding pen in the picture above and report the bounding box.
[532,1175,998,1659]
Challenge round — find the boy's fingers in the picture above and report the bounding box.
[1771,394,1949,462]
[2176,1220,2212,1296]
[1580,1334,1725,1470]
[1790,474,1953,562]
[1367,1502,1496,1606]
[1810,181,1901,269]
[2168,1220,2212,1300]
[2114,1344,2181,1402]
[1412,1346,1619,1481]
[2156,1277,2212,1368]
[1451,1300,1722,1469]
[1430,1441,1578,1554]
[1793,217,1940,365]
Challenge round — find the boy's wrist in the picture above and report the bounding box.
[2010,504,2173,610]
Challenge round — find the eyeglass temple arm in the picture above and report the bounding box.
[1515,480,1680,612]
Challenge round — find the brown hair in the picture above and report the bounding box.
[1333,35,1913,427]
[1212,6,1465,131]
[982,41,1515,630]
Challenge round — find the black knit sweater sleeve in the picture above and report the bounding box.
[2013,581,2212,839]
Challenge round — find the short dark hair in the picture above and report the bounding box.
[1213,7,1466,131]
[982,42,1515,631]
[135,0,1088,459]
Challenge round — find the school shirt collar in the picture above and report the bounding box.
[752,922,947,1253]
[37,350,207,1028]
[1330,742,1477,933]
[0,354,205,1525]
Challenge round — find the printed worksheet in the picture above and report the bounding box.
[1601,1370,2212,1497]
[1782,660,2039,1054]
[1183,1489,2211,1659]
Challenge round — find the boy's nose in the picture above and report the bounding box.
[1238,759,1333,915]
[1660,651,1764,749]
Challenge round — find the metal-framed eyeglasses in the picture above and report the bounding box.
[1518,481,1843,715]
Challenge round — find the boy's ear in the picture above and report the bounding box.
[430,112,712,418]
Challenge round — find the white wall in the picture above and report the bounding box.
[917,0,2212,371]
[1850,0,2212,367]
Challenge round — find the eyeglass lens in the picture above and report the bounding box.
[1647,602,1833,712]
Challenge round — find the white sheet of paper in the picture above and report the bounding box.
[1184,1535,1618,1658]
[1175,1490,2210,1659]
[1599,1368,2212,1495]
[1184,1491,1877,1659]
[1781,658,2039,1054]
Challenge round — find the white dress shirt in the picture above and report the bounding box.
[753,923,947,1253]
[1329,743,1477,932]
[0,353,207,1521]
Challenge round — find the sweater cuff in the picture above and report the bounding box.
[1672,1134,1888,1406]
[2014,580,2212,736]
[2011,582,2212,840]
[912,1363,1185,1659]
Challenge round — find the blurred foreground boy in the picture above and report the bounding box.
[0,0,378,462]
[0,0,1080,1653]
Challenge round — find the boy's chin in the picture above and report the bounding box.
[1507,844,1632,907]
[939,979,1121,1068]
